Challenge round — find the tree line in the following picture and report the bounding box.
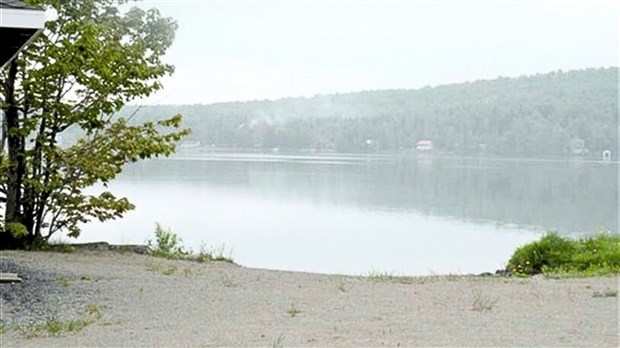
[114,67,618,158]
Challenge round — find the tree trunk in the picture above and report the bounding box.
[1,59,27,249]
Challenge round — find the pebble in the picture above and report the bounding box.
[0,259,95,326]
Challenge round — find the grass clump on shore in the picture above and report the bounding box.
[365,271,415,284]
[147,223,189,259]
[147,223,234,263]
[507,231,620,277]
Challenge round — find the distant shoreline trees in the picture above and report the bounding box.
[106,67,617,158]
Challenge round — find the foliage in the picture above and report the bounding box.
[109,67,617,157]
[147,223,188,258]
[507,231,620,276]
[4,222,28,238]
[0,0,188,248]
[147,223,234,263]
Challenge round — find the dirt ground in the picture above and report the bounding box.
[1,250,618,347]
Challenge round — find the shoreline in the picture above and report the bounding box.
[1,249,618,347]
[43,241,513,277]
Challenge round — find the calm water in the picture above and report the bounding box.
[76,154,618,276]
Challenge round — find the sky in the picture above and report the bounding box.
[133,0,619,105]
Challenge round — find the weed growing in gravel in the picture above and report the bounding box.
[330,275,353,292]
[147,224,235,263]
[57,276,70,287]
[471,289,498,311]
[80,275,92,281]
[100,319,123,326]
[18,316,93,337]
[161,265,178,276]
[195,243,234,263]
[592,289,618,298]
[0,323,8,334]
[86,304,102,320]
[272,333,286,347]
[217,273,238,288]
[183,267,193,278]
[145,260,177,276]
[147,223,189,259]
[14,303,104,338]
[287,303,301,317]
[365,271,414,285]
[44,317,92,335]
[17,322,41,338]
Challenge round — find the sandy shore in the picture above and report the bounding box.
[1,250,618,347]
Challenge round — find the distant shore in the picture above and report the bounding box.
[1,249,618,347]
[168,150,620,165]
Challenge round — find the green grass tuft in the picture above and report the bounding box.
[147,224,234,264]
[147,223,189,259]
[286,303,301,317]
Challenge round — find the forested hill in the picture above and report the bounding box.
[124,67,618,157]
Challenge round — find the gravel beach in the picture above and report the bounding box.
[1,250,618,347]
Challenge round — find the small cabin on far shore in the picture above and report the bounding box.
[416,139,433,151]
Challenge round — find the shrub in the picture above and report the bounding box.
[507,231,620,276]
[147,223,188,259]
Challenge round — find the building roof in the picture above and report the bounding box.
[0,0,45,68]
[0,0,39,11]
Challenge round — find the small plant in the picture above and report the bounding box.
[195,243,234,263]
[592,289,618,298]
[43,317,92,336]
[366,271,414,284]
[86,303,102,320]
[80,275,92,281]
[217,273,238,288]
[0,323,8,335]
[272,333,286,348]
[43,318,64,335]
[147,223,188,259]
[330,275,353,292]
[57,277,70,287]
[161,265,177,276]
[471,289,498,311]
[18,322,41,339]
[287,303,301,317]
[183,267,193,278]
[145,260,177,276]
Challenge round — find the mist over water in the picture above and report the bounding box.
[77,154,618,275]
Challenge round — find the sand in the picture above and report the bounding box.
[1,250,618,347]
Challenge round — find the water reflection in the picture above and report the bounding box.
[77,154,618,275]
[122,154,618,234]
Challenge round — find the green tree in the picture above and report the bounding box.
[0,0,189,248]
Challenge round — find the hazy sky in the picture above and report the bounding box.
[134,0,619,105]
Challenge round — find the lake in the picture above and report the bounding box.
[76,153,619,276]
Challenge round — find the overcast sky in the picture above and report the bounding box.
[134,0,619,105]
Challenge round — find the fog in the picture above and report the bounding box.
[134,0,619,105]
